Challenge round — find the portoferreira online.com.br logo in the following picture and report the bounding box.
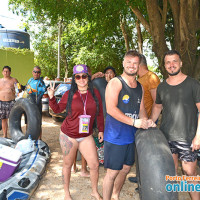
[165,175,200,192]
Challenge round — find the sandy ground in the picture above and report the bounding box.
[0,114,194,200]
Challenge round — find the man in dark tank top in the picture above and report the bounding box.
[103,50,155,200]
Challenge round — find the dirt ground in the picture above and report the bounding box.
[0,114,193,200]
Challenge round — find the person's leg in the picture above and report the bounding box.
[71,150,78,173]
[182,160,199,200]
[79,135,102,200]
[38,103,42,140]
[172,153,179,174]
[112,142,134,199]
[80,154,90,177]
[1,101,14,138]
[59,132,78,200]
[168,141,179,174]
[2,118,8,138]
[103,169,120,200]
[38,130,42,140]
[103,141,132,200]
[175,141,199,200]
[128,144,138,184]
[111,165,131,200]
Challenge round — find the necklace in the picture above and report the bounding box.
[79,89,88,92]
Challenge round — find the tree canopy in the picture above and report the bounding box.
[9,0,200,79]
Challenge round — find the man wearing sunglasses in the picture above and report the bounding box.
[23,66,46,139]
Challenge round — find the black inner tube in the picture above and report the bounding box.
[9,98,41,143]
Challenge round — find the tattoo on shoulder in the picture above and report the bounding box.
[60,134,73,156]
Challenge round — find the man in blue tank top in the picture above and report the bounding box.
[103,50,155,200]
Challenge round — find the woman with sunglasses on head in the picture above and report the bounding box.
[48,64,104,200]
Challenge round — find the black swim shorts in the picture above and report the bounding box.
[104,141,135,170]
[168,141,198,162]
[0,100,15,119]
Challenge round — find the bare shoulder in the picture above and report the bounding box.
[107,77,122,89]
[11,77,18,83]
[106,77,122,99]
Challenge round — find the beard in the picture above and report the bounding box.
[167,68,181,76]
[124,69,137,76]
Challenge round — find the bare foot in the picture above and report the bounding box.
[71,167,77,173]
[80,170,90,177]
[91,192,103,200]
[64,194,72,200]
[111,194,119,200]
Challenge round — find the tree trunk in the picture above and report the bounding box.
[136,20,143,54]
[61,44,68,78]
[129,0,200,79]
[177,0,200,78]
[145,0,169,78]
[120,16,130,52]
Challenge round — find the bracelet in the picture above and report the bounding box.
[133,119,135,126]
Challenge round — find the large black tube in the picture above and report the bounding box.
[135,127,178,200]
[9,98,41,143]
[92,77,107,117]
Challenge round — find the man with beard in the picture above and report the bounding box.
[150,50,200,200]
[103,50,155,200]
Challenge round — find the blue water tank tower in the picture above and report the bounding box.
[0,24,30,49]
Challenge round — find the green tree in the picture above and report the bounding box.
[128,0,200,78]
[9,0,200,79]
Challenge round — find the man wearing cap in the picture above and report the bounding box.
[104,66,116,83]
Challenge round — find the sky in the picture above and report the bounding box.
[0,0,23,30]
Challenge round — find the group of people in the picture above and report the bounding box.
[48,49,200,200]
[1,49,200,200]
[46,49,200,200]
[0,66,46,139]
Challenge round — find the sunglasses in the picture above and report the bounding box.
[75,74,88,80]
[33,70,41,74]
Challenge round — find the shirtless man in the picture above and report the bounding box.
[0,66,18,137]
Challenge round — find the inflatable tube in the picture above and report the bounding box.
[92,77,107,117]
[135,127,178,200]
[0,138,50,200]
[9,98,41,143]
[0,137,15,147]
